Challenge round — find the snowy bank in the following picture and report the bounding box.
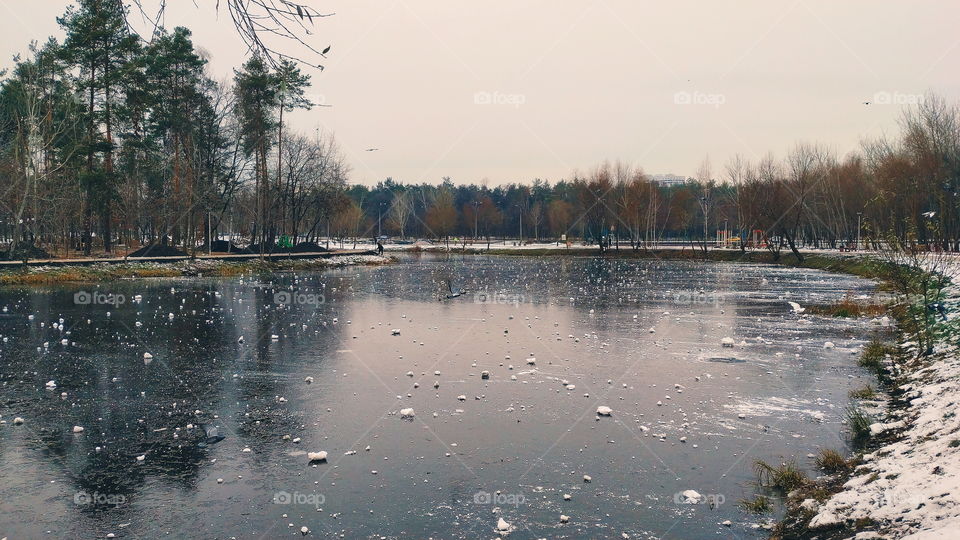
[783,261,960,539]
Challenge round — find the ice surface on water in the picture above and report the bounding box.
[0,254,881,539]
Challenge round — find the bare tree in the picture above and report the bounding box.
[695,156,713,252]
[388,190,412,239]
[129,1,333,67]
[527,201,544,241]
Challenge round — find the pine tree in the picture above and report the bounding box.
[144,27,208,247]
[59,0,139,253]
[233,55,279,250]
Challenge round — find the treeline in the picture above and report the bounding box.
[3,3,958,262]
[0,0,347,259]
[345,95,960,261]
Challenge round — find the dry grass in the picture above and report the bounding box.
[739,495,773,514]
[849,384,877,399]
[847,406,873,446]
[807,294,887,318]
[754,460,810,491]
[814,449,851,474]
[858,340,897,375]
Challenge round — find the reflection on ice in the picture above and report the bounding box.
[0,254,884,539]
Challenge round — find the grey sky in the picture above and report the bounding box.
[2,1,958,186]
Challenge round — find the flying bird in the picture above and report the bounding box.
[787,301,805,314]
[440,278,466,300]
[364,148,379,152]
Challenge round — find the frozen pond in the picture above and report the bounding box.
[0,254,883,539]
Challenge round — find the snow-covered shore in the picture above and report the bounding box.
[802,274,960,538]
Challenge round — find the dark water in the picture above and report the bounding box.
[0,254,883,539]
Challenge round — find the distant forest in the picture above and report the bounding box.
[2,1,960,260]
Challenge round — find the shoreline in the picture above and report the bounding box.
[1,244,889,286]
[0,254,394,285]
[769,276,960,539]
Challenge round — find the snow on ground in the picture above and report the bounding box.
[808,266,960,539]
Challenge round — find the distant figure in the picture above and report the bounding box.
[376,241,384,256]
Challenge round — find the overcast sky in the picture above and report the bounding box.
[2,1,959,186]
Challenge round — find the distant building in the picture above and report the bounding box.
[650,173,688,187]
